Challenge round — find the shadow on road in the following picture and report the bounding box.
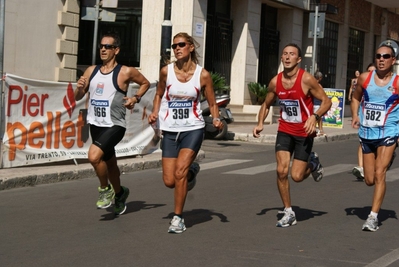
[345,206,397,223]
[99,201,166,221]
[256,206,328,222]
[163,208,229,228]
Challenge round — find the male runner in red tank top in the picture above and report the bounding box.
[253,43,332,227]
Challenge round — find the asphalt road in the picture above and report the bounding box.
[1,138,399,267]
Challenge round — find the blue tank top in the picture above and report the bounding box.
[358,71,399,139]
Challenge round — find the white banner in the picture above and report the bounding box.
[2,74,159,168]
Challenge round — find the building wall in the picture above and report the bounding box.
[2,0,399,105]
[140,0,164,82]
[4,0,79,82]
[230,0,262,106]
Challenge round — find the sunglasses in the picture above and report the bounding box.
[98,44,117,50]
[375,53,392,59]
[171,42,188,49]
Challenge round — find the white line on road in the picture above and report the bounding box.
[365,248,399,267]
[386,168,399,182]
[200,159,252,171]
[224,163,276,175]
[224,163,354,176]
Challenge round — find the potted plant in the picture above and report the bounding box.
[211,72,230,95]
[248,82,268,105]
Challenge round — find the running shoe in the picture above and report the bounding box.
[310,152,324,182]
[352,166,364,180]
[276,210,297,227]
[362,215,379,232]
[96,185,115,209]
[387,151,396,171]
[168,216,186,233]
[187,162,200,191]
[114,186,130,215]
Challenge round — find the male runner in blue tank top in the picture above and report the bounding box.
[351,40,399,232]
[74,33,150,215]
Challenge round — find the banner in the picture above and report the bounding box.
[2,74,159,168]
[322,88,346,128]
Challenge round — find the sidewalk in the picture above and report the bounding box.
[0,117,358,190]
[228,117,358,143]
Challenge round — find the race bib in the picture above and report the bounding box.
[279,99,302,123]
[90,99,112,125]
[167,100,195,127]
[362,102,385,127]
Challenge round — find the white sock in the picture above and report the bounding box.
[284,207,293,213]
[370,211,378,218]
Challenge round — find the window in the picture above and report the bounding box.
[347,28,365,94]
[317,20,338,88]
[78,0,143,67]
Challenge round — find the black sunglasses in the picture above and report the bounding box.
[98,44,117,50]
[375,53,392,59]
[171,42,188,49]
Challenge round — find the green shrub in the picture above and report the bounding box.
[211,72,230,94]
[248,82,268,104]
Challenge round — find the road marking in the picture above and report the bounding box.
[200,159,252,171]
[365,248,399,267]
[323,164,354,176]
[224,163,354,176]
[386,168,399,182]
[161,158,399,182]
[224,163,276,175]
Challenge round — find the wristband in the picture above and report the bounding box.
[213,118,221,122]
[133,95,141,103]
[313,113,320,121]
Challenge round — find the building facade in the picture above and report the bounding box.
[3,0,399,114]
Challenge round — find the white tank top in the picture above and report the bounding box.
[159,63,205,132]
[86,65,126,128]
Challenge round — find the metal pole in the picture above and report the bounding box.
[0,0,5,168]
[311,5,319,75]
[92,0,100,65]
[160,0,172,68]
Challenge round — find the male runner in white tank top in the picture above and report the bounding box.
[75,33,150,215]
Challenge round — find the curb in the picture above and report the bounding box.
[0,150,205,191]
[227,132,358,143]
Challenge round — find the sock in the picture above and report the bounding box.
[115,187,124,198]
[370,211,378,218]
[174,214,183,219]
[284,207,293,213]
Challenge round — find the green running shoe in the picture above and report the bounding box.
[96,185,115,209]
[114,186,130,215]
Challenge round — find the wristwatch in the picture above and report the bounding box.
[313,113,321,121]
[133,94,141,103]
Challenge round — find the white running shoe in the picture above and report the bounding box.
[362,215,379,232]
[352,166,364,180]
[168,216,187,234]
[276,210,297,227]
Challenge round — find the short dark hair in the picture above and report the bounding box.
[101,32,121,47]
[283,43,302,58]
[366,63,375,70]
[314,71,323,79]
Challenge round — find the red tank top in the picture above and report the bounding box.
[276,68,314,137]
